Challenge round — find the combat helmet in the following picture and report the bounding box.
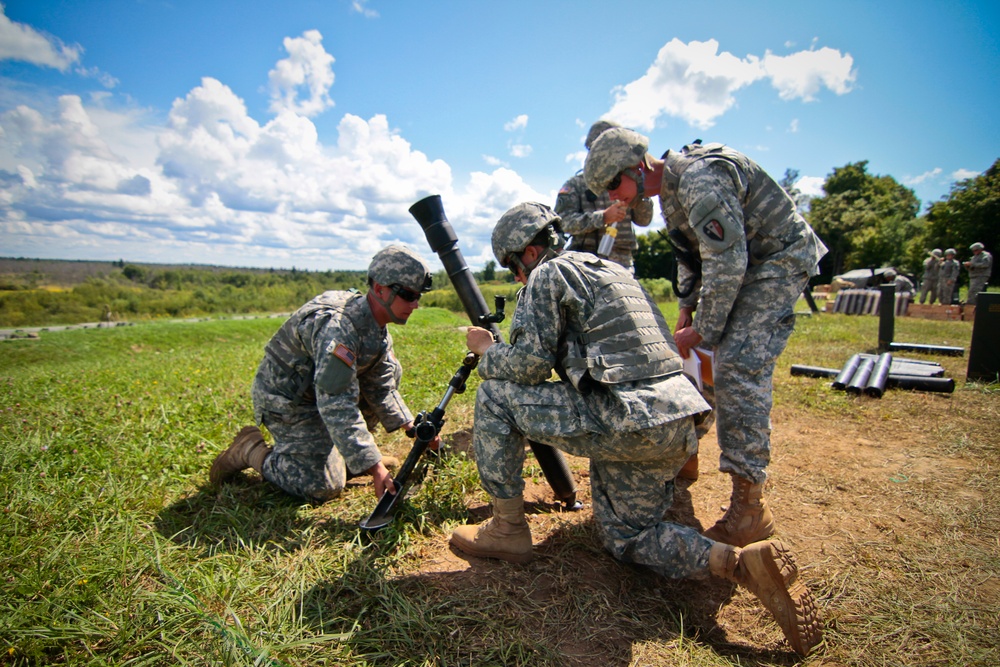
[931,248,943,258]
[584,127,649,194]
[970,242,984,251]
[584,120,620,151]
[945,248,957,256]
[491,202,563,277]
[368,244,433,294]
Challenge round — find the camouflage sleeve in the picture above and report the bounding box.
[677,262,701,311]
[312,323,383,475]
[356,331,413,433]
[630,197,654,227]
[679,160,749,347]
[555,176,605,235]
[478,265,568,385]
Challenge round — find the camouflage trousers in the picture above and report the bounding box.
[258,400,379,504]
[967,277,988,306]
[474,379,713,579]
[714,273,808,484]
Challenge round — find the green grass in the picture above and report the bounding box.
[1,303,997,666]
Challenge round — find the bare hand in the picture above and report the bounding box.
[675,307,695,332]
[466,326,495,356]
[602,200,628,225]
[674,326,703,360]
[369,461,396,499]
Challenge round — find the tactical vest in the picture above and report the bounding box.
[660,143,799,265]
[262,290,362,405]
[561,260,682,387]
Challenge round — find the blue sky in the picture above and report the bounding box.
[1,0,997,271]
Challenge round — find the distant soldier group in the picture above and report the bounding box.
[919,243,992,306]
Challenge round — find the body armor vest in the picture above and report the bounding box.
[660,143,799,265]
[560,259,683,387]
[263,291,362,405]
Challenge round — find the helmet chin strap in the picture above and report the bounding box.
[369,288,406,325]
[625,166,645,209]
[510,246,558,281]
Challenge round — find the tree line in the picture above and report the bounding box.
[635,157,1000,287]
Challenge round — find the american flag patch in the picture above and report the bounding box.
[333,343,356,367]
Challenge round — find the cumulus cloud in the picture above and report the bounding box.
[607,38,855,130]
[903,168,942,186]
[268,30,335,117]
[509,143,532,158]
[0,4,81,71]
[504,114,528,132]
[788,118,799,133]
[0,29,546,270]
[951,168,979,181]
[795,175,826,198]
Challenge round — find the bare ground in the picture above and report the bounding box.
[376,359,999,666]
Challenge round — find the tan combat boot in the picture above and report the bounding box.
[709,540,823,656]
[209,426,272,484]
[450,495,533,564]
[703,473,775,546]
[677,452,699,482]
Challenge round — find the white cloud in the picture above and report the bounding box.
[0,4,81,71]
[0,31,550,270]
[351,0,379,18]
[509,143,532,158]
[951,168,979,181]
[504,114,528,132]
[903,167,942,186]
[482,154,505,167]
[788,118,799,133]
[795,175,826,198]
[607,38,855,130]
[762,47,856,101]
[267,30,335,118]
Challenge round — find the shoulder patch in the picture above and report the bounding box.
[703,219,726,242]
[333,343,356,367]
[558,185,572,195]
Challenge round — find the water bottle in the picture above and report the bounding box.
[597,224,618,258]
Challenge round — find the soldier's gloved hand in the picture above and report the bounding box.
[368,461,396,499]
[602,200,628,225]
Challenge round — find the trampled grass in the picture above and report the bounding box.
[1,303,997,666]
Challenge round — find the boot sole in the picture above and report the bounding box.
[742,540,823,656]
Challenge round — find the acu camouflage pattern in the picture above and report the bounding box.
[920,254,941,304]
[473,249,714,578]
[583,127,649,194]
[491,202,562,268]
[657,143,826,484]
[253,290,412,503]
[966,249,993,305]
[367,244,433,292]
[555,171,653,269]
[938,256,961,305]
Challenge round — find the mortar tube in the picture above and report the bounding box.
[832,354,862,390]
[846,357,876,395]
[864,353,893,398]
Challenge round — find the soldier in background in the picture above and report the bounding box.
[449,202,822,657]
[555,120,654,271]
[585,129,827,549]
[964,242,993,305]
[882,269,914,294]
[209,244,437,504]
[938,248,961,305]
[919,249,942,304]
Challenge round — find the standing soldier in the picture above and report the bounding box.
[964,242,993,306]
[585,130,827,548]
[919,249,942,304]
[555,120,654,271]
[450,202,822,656]
[209,244,437,504]
[938,248,961,305]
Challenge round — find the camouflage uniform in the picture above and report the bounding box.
[473,249,713,578]
[252,290,413,503]
[555,171,654,269]
[656,143,827,484]
[938,254,961,305]
[919,253,941,304]
[966,246,993,305]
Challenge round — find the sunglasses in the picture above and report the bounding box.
[390,284,422,303]
[608,173,623,191]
